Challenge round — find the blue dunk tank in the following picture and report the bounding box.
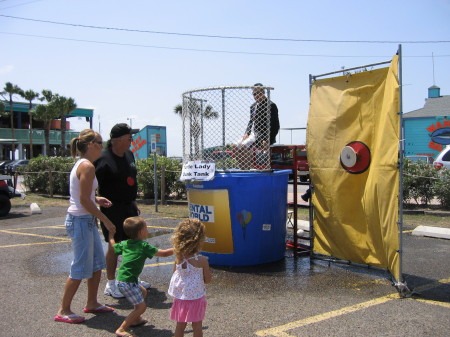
[186,170,290,266]
[180,85,290,266]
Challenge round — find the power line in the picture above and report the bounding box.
[2,31,450,58]
[1,14,450,44]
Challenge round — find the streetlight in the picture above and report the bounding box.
[127,117,134,128]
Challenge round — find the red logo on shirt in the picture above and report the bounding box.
[127,177,135,186]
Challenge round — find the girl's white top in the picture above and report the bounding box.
[168,254,206,300]
[67,158,98,216]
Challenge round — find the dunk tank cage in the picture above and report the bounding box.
[181,86,290,266]
[306,45,409,295]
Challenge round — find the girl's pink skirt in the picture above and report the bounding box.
[170,296,207,323]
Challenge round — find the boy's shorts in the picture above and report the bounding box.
[117,281,145,305]
[65,213,106,280]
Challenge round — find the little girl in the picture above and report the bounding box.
[168,219,212,337]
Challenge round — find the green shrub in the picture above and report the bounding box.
[21,156,75,195]
[20,155,185,199]
[434,168,450,208]
[135,155,185,200]
[402,159,439,206]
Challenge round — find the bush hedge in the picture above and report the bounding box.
[20,154,185,200]
[18,156,450,208]
[402,159,449,207]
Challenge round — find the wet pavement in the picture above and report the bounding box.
[0,205,449,337]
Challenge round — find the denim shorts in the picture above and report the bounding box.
[117,281,145,305]
[65,213,106,280]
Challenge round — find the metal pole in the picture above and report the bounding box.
[308,73,314,260]
[222,88,225,148]
[397,44,404,283]
[182,96,185,160]
[200,100,204,158]
[154,151,158,212]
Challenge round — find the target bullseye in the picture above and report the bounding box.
[340,141,371,174]
[340,146,357,167]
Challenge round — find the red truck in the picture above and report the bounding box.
[270,145,309,182]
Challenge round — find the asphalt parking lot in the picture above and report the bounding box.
[0,204,449,337]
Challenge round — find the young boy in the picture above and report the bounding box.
[111,216,174,337]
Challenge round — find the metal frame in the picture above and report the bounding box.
[307,48,404,285]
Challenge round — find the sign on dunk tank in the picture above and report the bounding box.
[187,188,233,254]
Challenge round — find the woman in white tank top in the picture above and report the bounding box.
[55,129,116,324]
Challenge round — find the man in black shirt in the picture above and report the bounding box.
[237,83,280,169]
[95,123,147,298]
[243,83,280,147]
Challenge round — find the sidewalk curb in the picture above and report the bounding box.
[412,225,450,240]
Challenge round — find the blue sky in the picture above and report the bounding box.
[1,0,449,156]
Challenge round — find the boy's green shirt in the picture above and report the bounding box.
[114,239,158,283]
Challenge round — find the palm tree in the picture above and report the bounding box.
[33,90,60,156]
[174,101,218,157]
[55,96,77,156]
[20,89,40,158]
[2,82,22,160]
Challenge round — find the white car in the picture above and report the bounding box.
[433,146,450,170]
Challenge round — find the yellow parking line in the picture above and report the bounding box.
[147,225,175,230]
[0,241,70,248]
[0,229,69,241]
[4,225,65,231]
[255,277,450,336]
[255,294,396,336]
[412,298,450,309]
[144,261,174,268]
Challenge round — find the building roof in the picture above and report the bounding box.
[4,102,93,118]
[403,95,450,119]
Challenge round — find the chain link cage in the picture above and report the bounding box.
[182,86,275,171]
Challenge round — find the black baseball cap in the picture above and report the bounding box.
[110,123,139,139]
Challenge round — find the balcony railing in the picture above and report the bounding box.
[0,128,80,145]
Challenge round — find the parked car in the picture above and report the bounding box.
[0,160,12,174]
[0,174,24,216]
[271,145,309,182]
[433,146,450,170]
[6,159,30,174]
[405,155,434,165]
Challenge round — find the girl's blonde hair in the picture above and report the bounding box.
[171,218,205,258]
[69,129,99,157]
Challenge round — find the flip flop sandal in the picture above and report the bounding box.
[83,305,115,313]
[54,314,85,324]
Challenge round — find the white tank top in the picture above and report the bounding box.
[67,158,98,216]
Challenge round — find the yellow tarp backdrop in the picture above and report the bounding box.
[307,55,400,280]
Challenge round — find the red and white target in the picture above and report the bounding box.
[340,141,371,174]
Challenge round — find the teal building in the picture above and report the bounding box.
[131,125,167,159]
[403,86,450,158]
[0,101,93,160]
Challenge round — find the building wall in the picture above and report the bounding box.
[131,125,167,159]
[404,116,450,157]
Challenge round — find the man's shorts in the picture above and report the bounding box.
[117,281,145,305]
[65,213,106,280]
[100,203,138,242]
